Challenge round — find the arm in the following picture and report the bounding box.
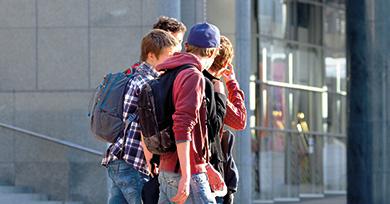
[171,142,191,203]
[223,69,247,130]
[140,137,153,173]
[170,68,205,203]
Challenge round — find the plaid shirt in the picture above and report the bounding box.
[101,63,159,175]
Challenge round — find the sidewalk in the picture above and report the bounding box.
[296,196,346,204]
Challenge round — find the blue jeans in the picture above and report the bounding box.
[158,171,216,204]
[107,160,149,204]
[215,197,223,204]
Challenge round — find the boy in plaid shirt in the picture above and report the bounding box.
[102,29,178,204]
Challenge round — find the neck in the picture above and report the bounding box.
[207,68,218,77]
[197,57,211,71]
[144,60,155,69]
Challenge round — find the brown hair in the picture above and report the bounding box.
[153,16,187,34]
[185,44,219,58]
[209,36,234,72]
[140,29,178,62]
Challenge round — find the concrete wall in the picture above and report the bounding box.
[0,125,106,204]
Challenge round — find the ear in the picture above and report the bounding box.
[147,52,157,61]
[184,42,189,50]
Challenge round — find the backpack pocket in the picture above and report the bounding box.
[139,83,176,154]
[91,108,124,143]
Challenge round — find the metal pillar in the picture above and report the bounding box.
[235,0,252,203]
[347,0,390,203]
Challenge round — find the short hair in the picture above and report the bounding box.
[185,44,219,58]
[209,36,234,72]
[153,16,187,34]
[140,29,178,62]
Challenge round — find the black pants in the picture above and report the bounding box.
[223,190,235,204]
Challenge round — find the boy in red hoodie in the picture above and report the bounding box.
[155,22,223,204]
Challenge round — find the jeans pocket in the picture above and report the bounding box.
[165,176,179,188]
[191,173,208,185]
[191,173,215,204]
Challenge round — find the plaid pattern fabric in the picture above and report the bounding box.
[102,63,159,175]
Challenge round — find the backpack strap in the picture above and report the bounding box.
[214,124,226,162]
[118,72,139,159]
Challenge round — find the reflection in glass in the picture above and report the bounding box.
[258,0,287,39]
[323,137,346,192]
[254,0,347,201]
[260,38,323,87]
[324,7,345,51]
[293,46,323,87]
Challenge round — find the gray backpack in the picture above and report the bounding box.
[89,69,136,143]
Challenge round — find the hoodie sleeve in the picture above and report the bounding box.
[172,68,205,142]
[224,79,247,130]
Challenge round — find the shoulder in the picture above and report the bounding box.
[129,72,150,86]
[176,66,203,81]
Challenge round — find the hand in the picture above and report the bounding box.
[153,163,159,175]
[222,63,236,82]
[206,164,225,191]
[148,162,159,177]
[212,80,226,95]
[171,176,190,204]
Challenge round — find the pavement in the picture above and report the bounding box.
[294,196,346,204]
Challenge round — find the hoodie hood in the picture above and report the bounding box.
[156,52,203,72]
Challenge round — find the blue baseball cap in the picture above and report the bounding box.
[187,22,220,48]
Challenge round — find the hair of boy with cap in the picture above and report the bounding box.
[153,16,187,34]
[140,29,178,62]
[185,22,220,58]
[209,35,234,72]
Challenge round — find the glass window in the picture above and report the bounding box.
[252,129,300,200]
[293,46,323,87]
[324,7,345,50]
[325,93,344,134]
[256,85,289,130]
[290,89,323,133]
[323,136,347,191]
[258,0,288,39]
[297,134,324,195]
[259,38,323,87]
[325,55,346,92]
[324,0,346,6]
[259,39,290,83]
[254,0,347,201]
[258,1,323,45]
[288,2,323,45]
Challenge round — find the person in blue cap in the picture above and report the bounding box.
[154,22,224,204]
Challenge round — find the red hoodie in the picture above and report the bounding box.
[155,52,208,175]
[224,79,247,130]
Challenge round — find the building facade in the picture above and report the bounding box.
[250,0,347,202]
[0,0,346,203]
